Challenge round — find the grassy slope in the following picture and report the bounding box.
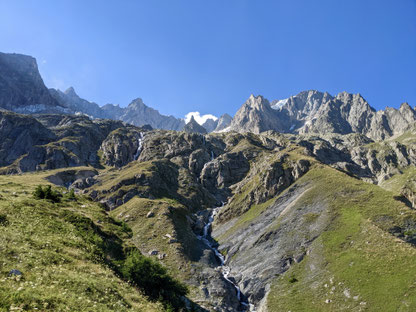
[109,197,199,277]
[0,170,163,312]
[266,165,416,312]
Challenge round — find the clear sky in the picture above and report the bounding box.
[1,0,415,118]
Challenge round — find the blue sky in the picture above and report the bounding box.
[1,0,415,118]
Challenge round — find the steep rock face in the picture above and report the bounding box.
[298,92,376,137]
[0,111,55,167]
[138,131,225,179]
[101,103,125,119]
[230,95,281,134]
[120,98,185,131]
[271,90,332,131]
[232,90,416,140]
[100,127,146,167]
[50,87,108,118]
[214,182,325,308]
[184,116,208,134]
[0,52,66,113]
[214,113,232,132]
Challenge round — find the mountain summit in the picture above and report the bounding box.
[184,115,207,134]
[229,91,416,140]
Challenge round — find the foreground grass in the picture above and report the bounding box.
[267,166,416,311]
[0,171,172,312]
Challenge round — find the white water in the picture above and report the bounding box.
[133,132,144,160]
[211,151,215,161]
[199,204,255,311]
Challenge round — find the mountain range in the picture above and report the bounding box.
[2,52,415,140]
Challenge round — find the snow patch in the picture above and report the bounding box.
[271,98,288,110]
[215,126,231,133]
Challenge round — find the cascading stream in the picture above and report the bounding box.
[198,204,256,312]
[133,132,144,160]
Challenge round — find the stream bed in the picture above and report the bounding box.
[197,205,256,312]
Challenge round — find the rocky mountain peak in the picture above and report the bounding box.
[230,89,415,140]
[64,87,77,97]
[246,94,269,110]
[184,115,207,134]
[335,91,374,112]
[400,102,414,114]
[230,94,281,134]
[127,98,145,108]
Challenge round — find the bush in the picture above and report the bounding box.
[33,185,61,203]
[66,189,76,201]
[120,251,187,310]
[0,213,8,226]
[288,275,298,283]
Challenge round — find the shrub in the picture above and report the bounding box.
[66,189,76,201]
[120,251,187,310]
[121,221,132,236]
[288,275,298,283]
[33,185,61,203]
[0,214,8,226]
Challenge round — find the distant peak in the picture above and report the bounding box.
[220,113,232,119]
[64,87,77,97]
[400,102,413,112]
[133,97,144,103]
[128,98,146,107]
[249,94,264,100]
[245,94,269,108]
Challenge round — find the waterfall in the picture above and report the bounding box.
[134,132,144,160]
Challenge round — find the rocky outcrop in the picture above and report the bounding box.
[200,152,250,193]
[184,116,208,134]
[0,52,66,114]
[100,127,146,167]
[45,168,98,187]
[294,132,416,184]
[0,111,55,167]
[0,112,131,173]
